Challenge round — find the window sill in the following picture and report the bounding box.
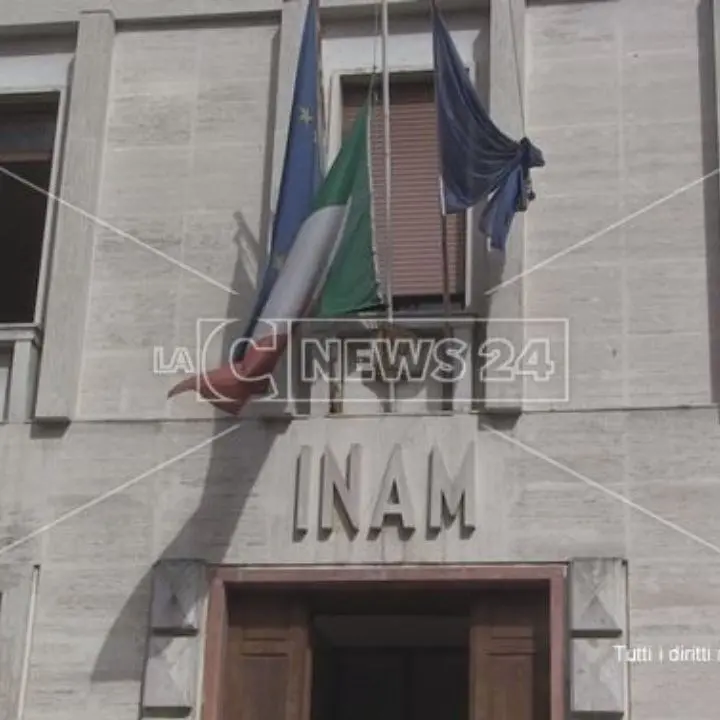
[300,310,481,338]
[0,322,42,344]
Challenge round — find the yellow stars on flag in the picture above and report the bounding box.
[299,105,318,145]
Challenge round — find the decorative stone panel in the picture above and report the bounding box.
[142,560,207,719]
[571,557,626,634]
[151,561,205,633]
[569,558,628,717]
[572,638,625,714]
[143,636,198,712]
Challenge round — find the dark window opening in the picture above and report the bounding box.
[0,94,59,324]
[342,74,467,307]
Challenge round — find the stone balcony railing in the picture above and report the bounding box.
[244,308,568,418]
[250,312,482,418]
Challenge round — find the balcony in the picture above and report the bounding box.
[251,312,482,418]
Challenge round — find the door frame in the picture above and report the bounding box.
[202,564,567,720]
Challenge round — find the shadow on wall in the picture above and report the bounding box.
[697,0,720,407]
[91,25,286,683]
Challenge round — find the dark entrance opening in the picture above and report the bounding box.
[311,614,468,720]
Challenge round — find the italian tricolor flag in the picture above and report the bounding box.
[168,104,382,414]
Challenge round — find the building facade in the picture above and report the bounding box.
[0,0,719,718]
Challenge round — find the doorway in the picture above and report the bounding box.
[311,613,469,720]
[221,585,551,720]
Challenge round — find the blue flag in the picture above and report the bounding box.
[431,2,544,251]
[235,0,321,360]
[479,164,523,252]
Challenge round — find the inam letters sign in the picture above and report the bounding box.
[293,443,476,537]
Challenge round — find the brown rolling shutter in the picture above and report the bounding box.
[342,76,466,301]
[223,596,312,720]
[470,592,550,720]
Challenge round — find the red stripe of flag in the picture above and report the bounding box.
[167,333,288,416]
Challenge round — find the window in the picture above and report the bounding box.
[0,94,59,324]
[342,73,466,310]
[0,92,61,422]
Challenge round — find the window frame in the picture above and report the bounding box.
[321,26,482,311]
[0,88,70,329]
[0,50,72,422]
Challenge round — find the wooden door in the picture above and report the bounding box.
[470,592,550,720]
[223,595,312,720]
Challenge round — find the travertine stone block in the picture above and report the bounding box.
[571,637,625,714]
[142,636,198,712]
[150,560,206,633]
[571,557,627,635]
[570,558,627,717]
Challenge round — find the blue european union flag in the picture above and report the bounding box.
[431,2,544,251]
[478,164,523,252]
[235,0,321,360]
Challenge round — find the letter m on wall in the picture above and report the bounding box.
[428,445,476,532]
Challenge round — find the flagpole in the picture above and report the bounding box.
[438,178,452,327]
[433,0,452,334]
[381,0,396,411]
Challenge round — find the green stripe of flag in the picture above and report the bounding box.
[316,103,383,317]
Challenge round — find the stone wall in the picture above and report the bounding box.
[1,409,720,718]
[0,0,719,719]
[526,0,720,409]
[80,20,279,418]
